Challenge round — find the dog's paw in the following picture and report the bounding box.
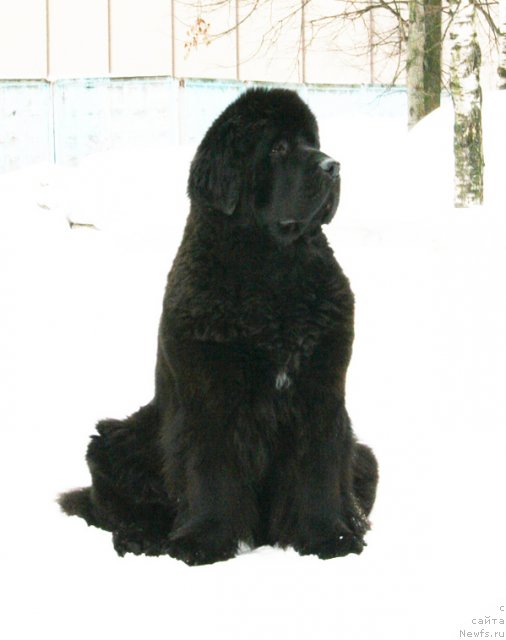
[112,525,170,557]
[167,523,238,566]
[291,513,366,560]
[167,537,237,566]
[294,531,365,559]
[345,497,371,538]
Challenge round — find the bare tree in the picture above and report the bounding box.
[407,1,427,127]
[449,0,484,207]
[183,1,499,129]
[407,1,442,128]
[499,0,506,88]
[183,1,440,127]
[424,1,442,114]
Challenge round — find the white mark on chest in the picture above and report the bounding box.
[275,370,291,391]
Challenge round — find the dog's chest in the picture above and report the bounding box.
[172,251,351,380]
[273,344,301,392]
[265,305,325,392]
[275,369,291,391]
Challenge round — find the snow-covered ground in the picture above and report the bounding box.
[1,92,505,640]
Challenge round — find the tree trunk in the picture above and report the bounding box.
[499,0,506,89]
[407,1,427,128]
[407,1,442,129]
[449,0,484,207]
[424,0,442,114]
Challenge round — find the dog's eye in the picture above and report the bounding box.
[270,141,289,157]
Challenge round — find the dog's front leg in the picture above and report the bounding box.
[269,335,370,559]
[292,401,369,559]
[159,338,262,565]
[268,398,367,559]
[166,430,258,566]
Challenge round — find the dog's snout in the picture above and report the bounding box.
[319,157,340,180]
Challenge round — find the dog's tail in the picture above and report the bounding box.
[57,487,99,527]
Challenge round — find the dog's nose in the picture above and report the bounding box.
[319,157,340,180]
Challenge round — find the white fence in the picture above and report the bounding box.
[0,0,407,85]
[1,1,501,87]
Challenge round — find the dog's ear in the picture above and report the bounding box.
[187,120,242,216]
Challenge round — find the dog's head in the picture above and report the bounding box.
[188,88,340,244]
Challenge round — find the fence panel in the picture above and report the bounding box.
[109,0,173,77]
[48,0,109,78]
[0,0,46,79]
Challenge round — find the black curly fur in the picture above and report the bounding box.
[59,88,378,565]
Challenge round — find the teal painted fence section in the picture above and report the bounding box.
[0,77,407,174]
[1,80,53,172]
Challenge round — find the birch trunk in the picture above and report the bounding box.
[449,0,484,207]
[407,1,442,129]
[499,0,506,89]
[424,0,442,114]
[407,1,426,128]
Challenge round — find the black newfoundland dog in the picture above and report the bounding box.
[59,88,378,565]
